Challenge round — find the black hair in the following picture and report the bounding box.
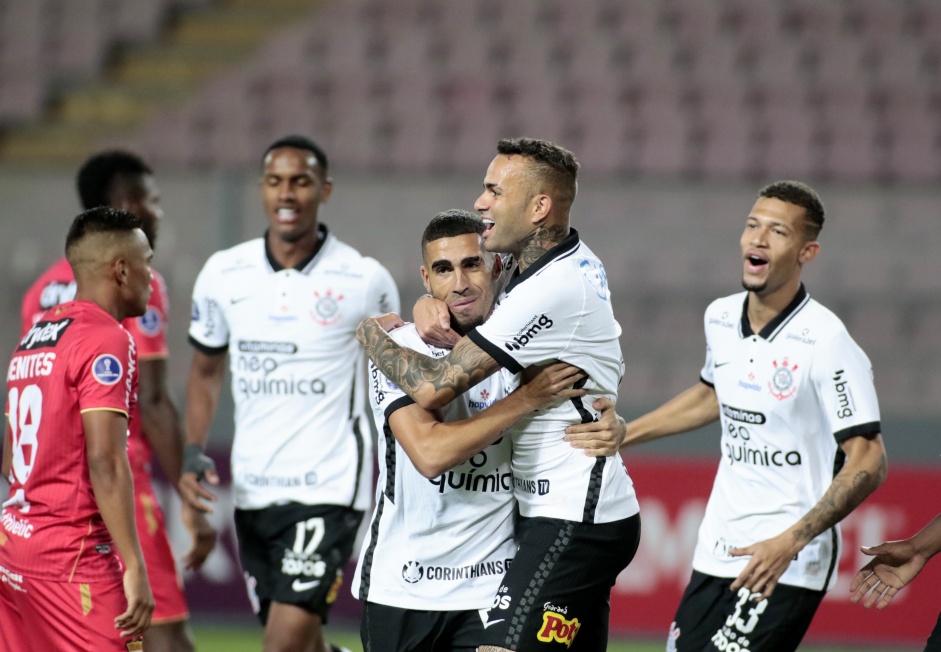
[65,207,143,256]
[421,209,485,252]
[262,135,329,175]
[76,150,153,210]
[497,138,579,210]
[758,180,825,240]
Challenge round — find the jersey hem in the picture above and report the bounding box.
[187,335,227,356]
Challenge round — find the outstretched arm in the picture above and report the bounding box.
[564,381,719,452]
[390,362,587,477]
[850,512,941,609]
[730,433,887,599]
[357,316,501,410]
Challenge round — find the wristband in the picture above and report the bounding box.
[182,443,216,481]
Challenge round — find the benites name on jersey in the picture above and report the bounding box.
[401,558,513,584]
[8,319,74,381]
[235,339,326,400]
[721,402,802,469]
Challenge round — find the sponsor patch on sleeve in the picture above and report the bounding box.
[92,354,123,385]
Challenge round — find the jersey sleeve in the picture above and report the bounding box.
[699,310,716,386]
[469,273,577,374]
[72,326,137,416]
[811,329,881,442]
[368,327,418,420]
[366,260,401,316]
[124,270,169,360]
[188,255,229,354]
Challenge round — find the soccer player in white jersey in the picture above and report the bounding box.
[355,209,622,651]
[181,135,400,652]
[585,181,887,651]
[357,139,641,652]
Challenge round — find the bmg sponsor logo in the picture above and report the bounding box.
[504,314,553,351]
[833,369,856,419]
[537,604,581,647]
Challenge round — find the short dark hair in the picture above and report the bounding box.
[65,207,143,256]
[421,209,485,252]
[758,180,825,240]
[263,135,329,175]
[76,150,153,210]
[497,138,579,211]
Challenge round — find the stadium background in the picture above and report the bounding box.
[0,0,938,648]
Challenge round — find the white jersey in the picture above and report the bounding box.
[469,229,640,524]
[188,226,400,510]
[352,324,516,611]
[694,286,881,591]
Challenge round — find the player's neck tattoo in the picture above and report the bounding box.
[356,317,496,407]
[517,224,569,271]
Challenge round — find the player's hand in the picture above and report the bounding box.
[729,532,802,600]
[375,312,407,333]
[116,565,154,637]
[563,397,626,456]
[179,444,218,513]
[413,295,459,349]
[519,362,587,410]
[849,540,927,609]
[181,503,218,570]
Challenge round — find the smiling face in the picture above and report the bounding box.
[261,147,332,244]
[421,232,499,335]
[473,154,536,256]
[741,196,819,298]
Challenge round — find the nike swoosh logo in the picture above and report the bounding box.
[291,578,321,592]
[230,296,252,304]
[483,618,505,629]
[714,361,731,368]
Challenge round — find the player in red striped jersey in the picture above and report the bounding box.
[1,207,155,651]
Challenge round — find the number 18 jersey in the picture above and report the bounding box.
[2,301,138,583]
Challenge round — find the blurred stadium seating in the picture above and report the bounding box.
[0,0,938,441]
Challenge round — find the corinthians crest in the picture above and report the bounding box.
[769,357,799,400]
[311,289,344,326]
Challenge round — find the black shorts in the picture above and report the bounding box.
[479,513,641,651]
[234,503,363,625]
[361,602,483,652]
[669,570,825,652]
[925,610,941,652]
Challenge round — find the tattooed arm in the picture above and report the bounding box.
[357,316,502,411]
[729,433,887,599]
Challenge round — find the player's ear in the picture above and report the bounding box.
[420,265,431,293]
[491,253,503,280]
[530,194,551,226]
[319,176,333,203]
[799,240,820,265]
[112,256,129,287]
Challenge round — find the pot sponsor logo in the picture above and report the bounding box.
[537,610,581,647]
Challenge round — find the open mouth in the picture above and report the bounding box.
[745,252,769,273]
[481,218,495,237]
[276,208,299,224]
